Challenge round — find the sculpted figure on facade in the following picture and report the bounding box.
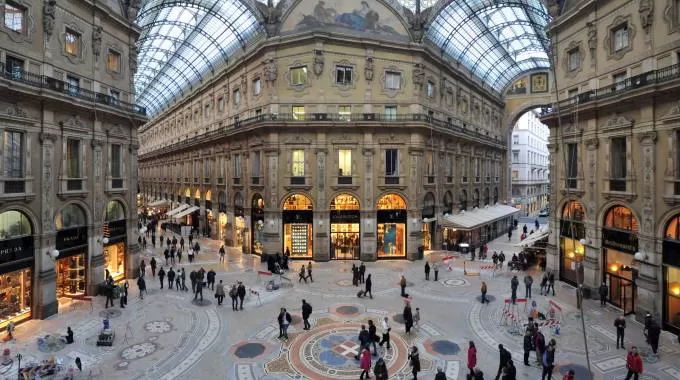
[412,63,425,87]
[127,0,141,20]
[364,57,374,82]
[241,74,247,96]
[263,58,277,85]
[586,22,597,60]
[264,0,281,33]
[92,26,103,59]
[638,0,653,30]
[44,0,57,41]
[313,50,324,76]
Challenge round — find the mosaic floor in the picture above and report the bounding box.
[1,228,680,380]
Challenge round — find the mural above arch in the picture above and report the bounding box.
[281,0,409,37]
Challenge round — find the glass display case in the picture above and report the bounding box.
[0,268,32,329]
[56,254,86,297]
[104,242,126,281]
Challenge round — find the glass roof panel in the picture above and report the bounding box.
[135,0,263,117]
[428,0,550,92]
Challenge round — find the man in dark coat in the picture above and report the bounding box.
[167,268,175,290]
[237,282,246,310]
[158,267,166,289]
[648,320,661,354]
[359,262,366,284]
[494,344,512,380]
[150,257,157,277]
[425,261,431,281]
[599,282,608,306]
[403,304,414,334]
[510,275,519,304]
[301,299,312,330]
[365,274,373,299]
[207,269,216,290]
[523,330,533,366]
[356,325,370,359]
[614,316,626,349]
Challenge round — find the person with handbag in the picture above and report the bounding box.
[379,317,391,350]
[373,357,388,380]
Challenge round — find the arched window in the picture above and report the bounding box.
[460,190,468,211]
[205,190,212,202]
[55,204,86,230]
[331,194,359,210]
[562,201,585,222]
[493,187,499,204]
[0,210,32,240]
[376,194,406,210]
[104,200,125,222]
[665,215,680,241]
[604,206,638,232]
[283,194,312,210]
[422,192,435,218]
[483,188,490,206]
[443,191,453,214]
[473,189,480,208]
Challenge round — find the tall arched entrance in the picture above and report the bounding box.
[559,201,585,286]
[251,194,265,256]
[217,191,227,241]
[602,205,639,315]
[330,194,360,260]
[0,210,35,327]
[663,214,680,333]
[282,194,313,258]
[376,194,407,259]
[103,200,127,281]
[55,204,88,303]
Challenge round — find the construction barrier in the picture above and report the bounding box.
[464,261,498,276]
[500,298,528,335]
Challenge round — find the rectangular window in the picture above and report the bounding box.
[5,55,23,79]
[291,66,308,86]
[446,155,453,177]
[384,106,397,121]
[64,28,80,57]
[335,66,353,84]
[233,89,240,105]
[427,81,434,98]
[233,155,241,178]
[292,105,305,120]
[474,157,481,182]
[107,50,121,73]
[426,151,434,176]
[4,1,25,33]
[204,104,210,118]
[252,151,261,177]
[568,49,580,71]
[566,143,578,188]
[217,97,224,112]
[512,170,519,180]
[111,144,122,178]
[253,77,262,96]
[67,139,81,178]
[338,149,352,176]
[3,131,22,178]
[613,24,629,52]
[292,150,305,177]
[66,75,79,96]
[110,90,120,105]
[610,137,627,191]
[385,149,398,176]
[613,72,627,90]
[338,105,351,121]
[385,71,401,90]
[512,151,519,163]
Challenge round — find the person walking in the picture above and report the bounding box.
[400,275,407,297]
[403,304,414,334]
[229,285,239,311]
[175,272,182,291]
[150,257,157,277]
[179,236,185,251]
[307,261,313,282]
[215,280,225,306]
[359,346,372,379]
[236,281,246,310]
[379,316,391,350]
[494,344,512,380]
[481,281,488,304]
[137,275,146,300]
[374,357,388,380]
[425,261,431,281]
[599,282,608,306]
[367,319,379,355]
[105,276,115,308]
[547,271,555,296]
[523,329,533,366]
[167,268,175,290]
[433,261,440,281]
[625,346,643,380]
[120,281,128,308]
[535,330,546,366]
[511,275,519,304]
[140,260,146,277]
[194,278,204,301]
[207,269,216,291]
[158,267,166,289]
[359,262,366,284]
[164,248,170,266]
[365,274,373,299]
[219,245,226,262]
[615,315,626,349]
[176,248,182,264]
[357,325,370,357]
[434,367,447,380]
[302,299,312,330]
[541,339,556,380]
[280,308,292,340]
[180,268,187,291]
[408,346,421,380]
[648,319,661,355]
[414,307,421,328]
[352,264,359,286]
[468,341,477,377]
[524,274,533,298]
[540,272,548,295]
[299,265,308,283]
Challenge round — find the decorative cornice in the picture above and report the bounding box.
[90,139,104,148]
[637,131,657,145]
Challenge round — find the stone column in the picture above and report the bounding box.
[263,147,281,254]
[636,132,659,319]
[37,132,58,318]
[545,142,560,274]
[361,147,376,261]
[315,148,329,261]
[581,137,600,292]
[408,149,423,261]
[126,143,141,277]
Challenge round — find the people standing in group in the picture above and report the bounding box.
[137,275,146,300]
[403,303,414,334]
[599,282,608,306]
[400,275,407,297]
[229,285,239,311]
[359,262,366,284]
[615,315,626,349]
[408,346,421,380]
[625,346,643,380]
[510,275,519,304]
[524,274,533,298]
[352,264,360,286]
[523,329,533,366]
[379,316,391,350]
[150,257,157,277]
[433,261,440,281]
[278,308,292,340]
[301,300,312,330]
[194,277,204,301]
[158,267,166,289]
[541,339,556,380]
[494,344,512,380]
[359,346,372,380]
[467,341,477,377]
[237,281,246,310]
[179,236,185,251]
[481,281,488,304]
[540,272,548,295]
[307,261,313,282]
[215,280,225,306]
[175,271,181,291]
[425,261,431,280]
[534,329,546,366]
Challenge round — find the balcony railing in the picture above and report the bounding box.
[233,177,241,185]
[0,61,146,116]
[541,63,680,117]
[384,176,400,185]
[251,176,261,185]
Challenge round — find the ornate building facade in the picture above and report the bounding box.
[0,0,144,326]
[137,0,545,262]
[543,0,680,331]
[511,110,550,215]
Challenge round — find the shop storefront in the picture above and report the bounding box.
[282,194,313,258]
[218,191,227,242]
[330,194,360,260]
[663,214,680,334]
[251,194,265,256]
[0,210,34,329]
[602,206,639,315]
[421,193,435,250]
[55,204,88,303]
[234,192,245,248]
[376,194,406,259]
[103,200,127,282]
[559,201,586,286]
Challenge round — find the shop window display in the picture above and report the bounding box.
[56,254,85,297]
[667,267,680,330]
[104,242,125,281]
[377,223,405,257]
[330,194,360,260]
[0,269,31,328]
[283,194,313,258]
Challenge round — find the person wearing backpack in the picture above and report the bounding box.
[281,308,292,340]
[229,285,239,311]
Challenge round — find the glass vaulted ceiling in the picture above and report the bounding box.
[428,0,550,92]
[135,0,263,116]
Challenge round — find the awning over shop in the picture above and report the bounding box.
[166,204,189,217]
[172,206,200,220]
[441,205,520,230]
[515,228,550,247]
[148,199,170,207]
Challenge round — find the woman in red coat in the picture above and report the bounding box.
[467,340,478,377]
[359,346,372,380]
[625,346,643,380]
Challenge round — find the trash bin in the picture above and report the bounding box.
[417,246,424,260]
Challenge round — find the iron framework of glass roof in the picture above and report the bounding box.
[427,0,550,92]
[134,0,264,116]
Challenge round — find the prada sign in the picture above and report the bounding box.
[0,236,34,266]
[56,227,88,253]
[602,228,638,254]
[105,219,127,239]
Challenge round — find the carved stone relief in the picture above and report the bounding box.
[41,137,56,232]
[639,0,653,31]
[6,105,29,119]
[412,63,425,88]
[129,44,138,74]
[44,0,56,41]
[587,22,597,64]
[664,0,680,34]
[93,145,103,223]
[127,0,141,21]
[313,50,324,77]
[364,57,374,82]
[457,90,469,116]
[639,132,656,233]
[92,26,103,59]
[263,58,277,85]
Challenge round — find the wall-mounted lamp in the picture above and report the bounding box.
[97,237,110,245]
[269,220,275,228]
[46,249,60,260]
[634,251,648,262]
[318,220,324,226]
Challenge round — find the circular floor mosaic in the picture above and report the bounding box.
[441,278,469,287]
[287,323,408,379]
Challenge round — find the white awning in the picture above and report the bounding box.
[515,228,550,247]
[148,199,169,207]
[441,204,520,230]
[172,206,200,220]
[165,204,189,217]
